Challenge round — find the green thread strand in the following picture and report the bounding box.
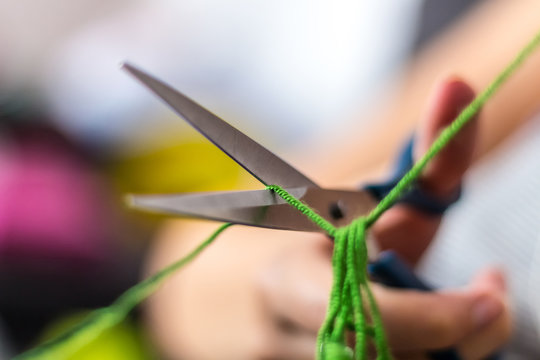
[14,27,540,360]
[266,184,338,236]
[351,223,369,359]
[366,30,540,226]
[316,228,348,356]
[14,223,233,360]
[264,185,391,358]
[266,27,540,355]
[331,277,352,343]
[347,223,368,360]
[365,284,392,360]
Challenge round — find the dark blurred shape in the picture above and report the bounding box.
[0,96,149,352]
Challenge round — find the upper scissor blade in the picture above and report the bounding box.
[122,63,318,188]
[128,188,323,232]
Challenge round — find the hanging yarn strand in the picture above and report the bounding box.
[366,30,540,227]
[13,28,540,360]
[267,187,393,359]
[14,223,233,360]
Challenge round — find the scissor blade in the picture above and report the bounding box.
[122,63,318,189]
[128,187,376,232]
[129,188,321,232]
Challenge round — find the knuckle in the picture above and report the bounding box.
[460,306,513,360]
[426,311,463,348]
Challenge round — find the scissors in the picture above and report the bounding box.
[122,63,488,360]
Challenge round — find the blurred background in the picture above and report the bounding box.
[0,0,493,359]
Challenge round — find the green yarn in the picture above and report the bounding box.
[266,185,338,236]
[265,29,540,359]
[365,29,540,227]
[14,223,233,360]
[323,342,354,360]
[14,28,540,360]
[268,186,392,359]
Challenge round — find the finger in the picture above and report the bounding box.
[415,76,478,197]
[257,235,332,332]
[458,268,512,360]
[373,267,506,352]
[373,77,478,264]
[370,205,441,264]
[459,312,511,360]
[255,234,332,359]
[391,269,511,360]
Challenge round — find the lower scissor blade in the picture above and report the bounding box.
[127,188,324,232]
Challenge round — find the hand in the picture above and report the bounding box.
[258,238,509,360]
[144,77,511,360]
[256,78,510,360]
[372,77,479,265]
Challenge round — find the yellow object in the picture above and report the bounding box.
[38,312,152,360]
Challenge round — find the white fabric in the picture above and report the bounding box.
[418,115,540,359]
[40,0,421,150]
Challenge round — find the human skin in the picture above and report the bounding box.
[307,0,540,188]
[141,0,540,357]
[144,78,511,360]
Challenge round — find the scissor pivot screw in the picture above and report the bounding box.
[329,201,345,220]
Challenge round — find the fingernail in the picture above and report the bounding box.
[489,268,507,292]
[472,295,503,328]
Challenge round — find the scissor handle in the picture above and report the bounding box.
[364,138,500,360]
[364,137,461,215]
[369,251,460,360]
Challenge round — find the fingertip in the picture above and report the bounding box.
[469,267,507,293]
[420,75,478,149]
[433,76,478,132]
[471,293,505,329]
[441,75,476,111]
[416,75,479,196]
[465,268,508,330]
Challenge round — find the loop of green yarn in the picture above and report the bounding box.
[268,186,392,359]
[14,28,540,360]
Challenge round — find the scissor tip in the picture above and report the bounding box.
[120,61,132,71]
[120,62,142,75]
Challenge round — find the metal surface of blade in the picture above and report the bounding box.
[128,187,376,232]
[122,63,318,188]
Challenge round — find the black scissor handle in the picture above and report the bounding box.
[364,137,500,360]
[369,251,461,360]
[364,137,461,215]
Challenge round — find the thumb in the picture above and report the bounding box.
[416,76,479,197]
[372,267,507,352]
[373,77,478,264]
